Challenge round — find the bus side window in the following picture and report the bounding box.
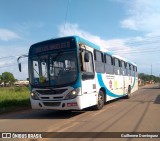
[119,60,122,67]
[79,48,94,73]
[126,63,130,76]
[131,65,135,77]
[129,64,131,70]
[114,58,120,75]
[131,65,134,76]
[79,49,83,71]
[115,58,119,67]
[121,61,126,75]
[119,60,123,75]
[94,50,105,73]
[134,65,137,76]
[122,61,125,68]
[84,51,94,73]
[135,66,138,77]
[81,50,95,80]
[105,54,114,74]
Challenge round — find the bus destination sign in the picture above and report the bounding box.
[34,41,71,53]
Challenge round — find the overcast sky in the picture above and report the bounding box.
[0,0,160,80]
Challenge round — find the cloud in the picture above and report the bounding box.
[0,57,28,80]
[0,45,29,80]
[120,0,160,36]
[0,28,21,41]
[58,23,131,53]
[0,59,15,67]
[58,23,160,76]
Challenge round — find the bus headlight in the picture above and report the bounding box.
[65,88,80,100]
[30,92,39,100]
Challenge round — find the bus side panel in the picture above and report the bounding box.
[97,73,127,102]
[113,74,124,100]
[81,79,97,109]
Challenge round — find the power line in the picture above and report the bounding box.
[0,35,160,62]
[109,35,160,46]
[0,53,27,60]
[1,35,160,59]
[0,39,159,60]
[63,0,70,34]
[114,47,160,54]
[0,64,18,68]
[117,50,160,55]
[0,62,27,69]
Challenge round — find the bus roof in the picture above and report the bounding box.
[74,36,137,66]
[74,36,101,50]
[29,35,137,66]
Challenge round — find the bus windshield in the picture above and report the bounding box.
[29,51,78,87]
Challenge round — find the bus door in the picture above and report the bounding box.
[79,48,96,107]
[121,61,126,94]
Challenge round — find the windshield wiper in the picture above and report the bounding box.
[50,52,62,72]
[52,52,62,61]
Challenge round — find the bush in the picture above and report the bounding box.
[0,87,30,113]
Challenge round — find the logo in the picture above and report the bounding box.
[109,80,112,89]
[2,133,11,138]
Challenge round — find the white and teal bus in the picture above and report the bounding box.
[18,36,138,110]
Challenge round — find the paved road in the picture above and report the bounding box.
[0,84,160,141]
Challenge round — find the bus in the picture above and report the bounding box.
[18,36,138,110]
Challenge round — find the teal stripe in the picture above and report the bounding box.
[97,73,125,98]
[131,76,136,89]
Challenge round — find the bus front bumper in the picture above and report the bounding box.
[30,96,83,110]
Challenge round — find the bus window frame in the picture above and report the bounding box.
[79,48,95,80]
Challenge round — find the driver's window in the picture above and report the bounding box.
[85,52,94,72]
[81,51,94,73]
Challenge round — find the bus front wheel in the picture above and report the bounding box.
[94,90,104,110]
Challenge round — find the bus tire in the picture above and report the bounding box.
[127,85,131,99]
[94,90,104,110]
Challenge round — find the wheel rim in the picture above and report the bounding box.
[128,87,131,94]
[98,92,104,106]
[128,86,131,97]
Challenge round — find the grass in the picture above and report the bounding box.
[0,87,30,113]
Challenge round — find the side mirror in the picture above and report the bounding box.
[18,63,22,72]
[17,54,28,72]
[84,52,89,62]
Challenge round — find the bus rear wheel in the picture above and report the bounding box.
[94,90,104,110]
[127,85,131,99]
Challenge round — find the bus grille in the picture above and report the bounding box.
[36,89,67,95]
[43,102,61,107]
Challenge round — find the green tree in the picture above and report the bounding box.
[1,72,15,85]
[138,73,160,83]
